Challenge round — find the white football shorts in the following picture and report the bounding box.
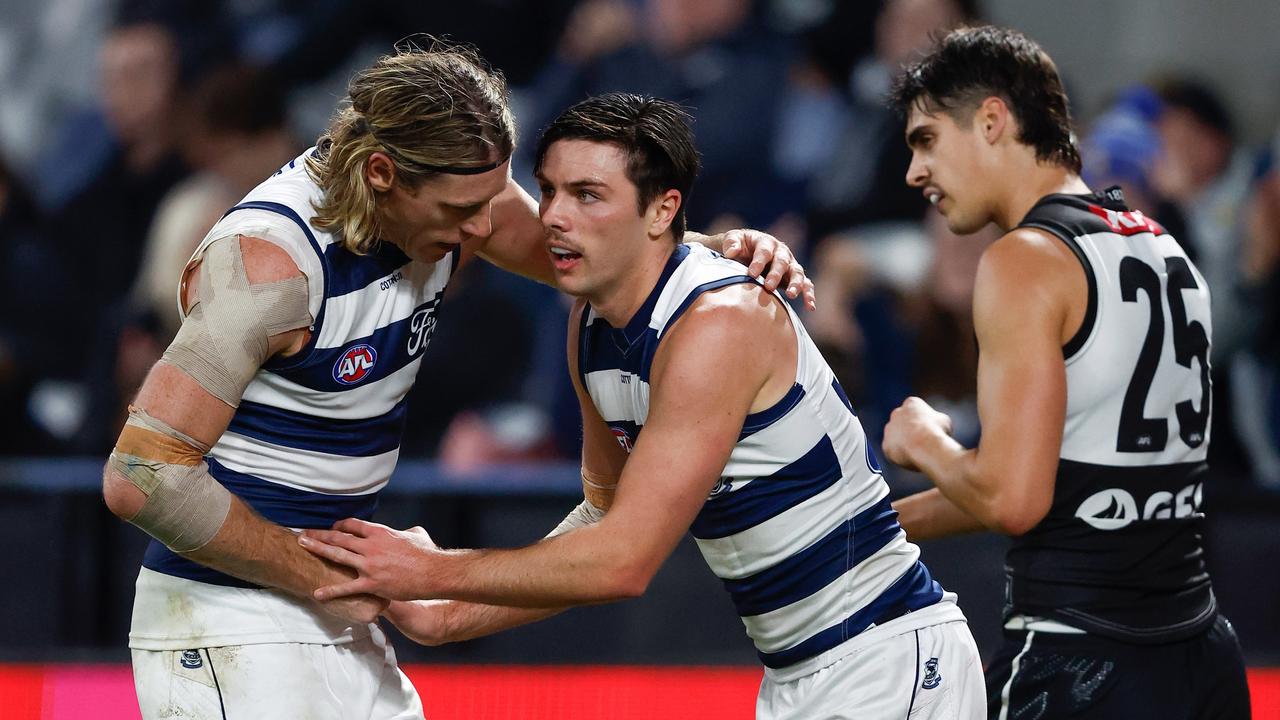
[131,624,422,720]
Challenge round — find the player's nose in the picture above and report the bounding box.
[905,154,928,188]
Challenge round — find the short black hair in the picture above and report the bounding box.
[534,93,701,240]
[891,25,1082,174]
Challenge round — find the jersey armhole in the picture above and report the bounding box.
[1021,220,1097,361]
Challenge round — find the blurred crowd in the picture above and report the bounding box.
[1,0,1277,496]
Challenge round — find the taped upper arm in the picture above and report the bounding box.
[182,235,308,311]
[164,234,311,408]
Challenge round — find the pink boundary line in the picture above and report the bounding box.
[3,664,1277,719]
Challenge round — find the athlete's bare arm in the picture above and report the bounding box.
[472,178,816,308]
[300,284,795,606]
[470,178,556,284]
[102,236,386,623]
[892,488,986,542]
[384,299,629,644]
[883,228,1086,536]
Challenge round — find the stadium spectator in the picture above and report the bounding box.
[0,157,77,453]
[805,0,976,241]
[521,0,795,229]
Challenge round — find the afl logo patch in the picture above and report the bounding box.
[180,650,203,669]
[333,344,378,385]
[610,426,634,454]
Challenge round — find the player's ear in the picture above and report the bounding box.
[646,189,682,239]
[366,151,397,192]
[978,96,1010,145]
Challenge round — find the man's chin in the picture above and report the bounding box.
[946,214,984,236]
[408,244,454,263]
[552,272,590,298]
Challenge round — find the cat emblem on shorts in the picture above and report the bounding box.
[921,657,942,690]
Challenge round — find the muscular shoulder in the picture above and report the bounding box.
[240,235,305,284]
[183,235,305,310]
[975,227,1085,344]
[672,282,786,341]
[656,282,790,388]
[982,227,1079,278]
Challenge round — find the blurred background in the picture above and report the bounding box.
[1,0,1278,717]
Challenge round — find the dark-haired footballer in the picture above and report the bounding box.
[880,25,1250,719]
[301,92,987,719]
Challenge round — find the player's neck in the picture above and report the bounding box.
[993,163,1091,231]
[591,243,677,328]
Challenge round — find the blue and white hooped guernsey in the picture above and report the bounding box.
[130,148,459,650]
[578,243,964,680]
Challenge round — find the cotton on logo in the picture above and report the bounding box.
[1087,205,1166,237]
[333,344,377,385]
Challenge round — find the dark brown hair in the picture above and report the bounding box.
[534,93,701,240]
[891,25,1082,173]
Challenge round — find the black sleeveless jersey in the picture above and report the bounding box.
[1004,187,1217,643]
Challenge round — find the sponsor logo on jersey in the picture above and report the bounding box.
[610,426,634,453]
[407,307,438,356]
[333,344,377,385]
[1087,204,1166,237]
[379,270,403,291]
[180,650,203,669]
[1074,482,1202,530]
[921,657,942,689]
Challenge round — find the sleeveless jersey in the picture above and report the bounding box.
[130,148,459,649]
[1006,187,1217,643]
[578,242,963,678]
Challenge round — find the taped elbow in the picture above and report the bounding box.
[102,464,145,520]
[106,406,231,552]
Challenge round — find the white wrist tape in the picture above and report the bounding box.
[546,499,607,538]
[545,467,618,538]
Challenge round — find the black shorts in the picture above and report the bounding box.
[985,614,1250,719]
